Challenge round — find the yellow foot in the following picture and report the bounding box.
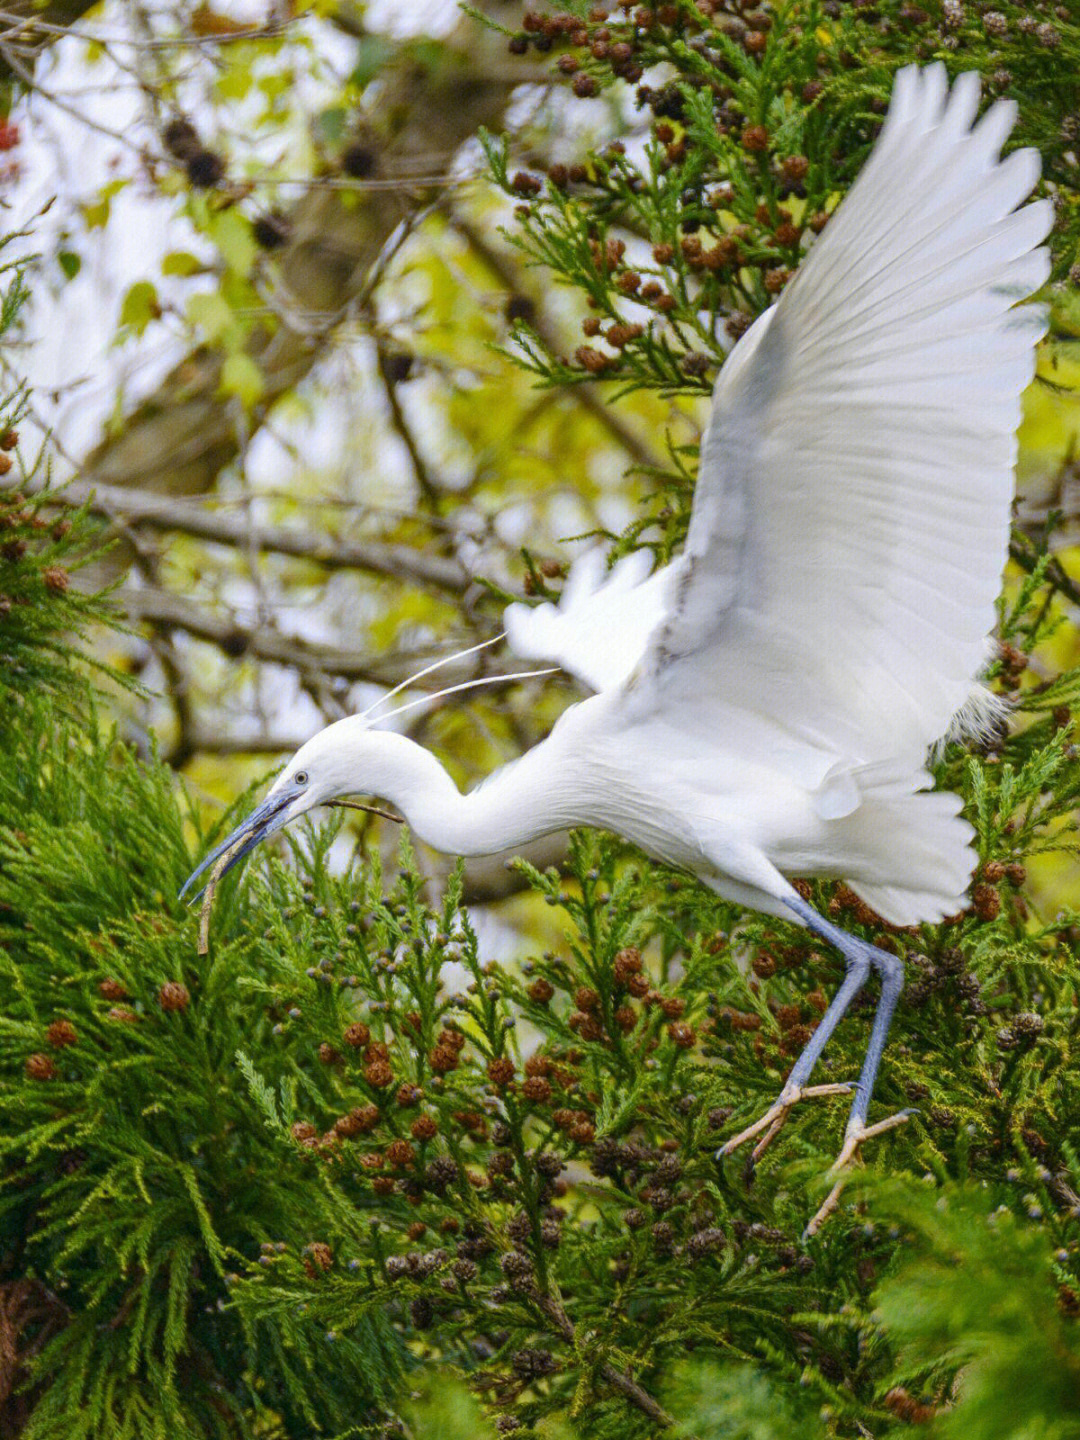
[718,1082,854,1165]
[803,1110,914,1237]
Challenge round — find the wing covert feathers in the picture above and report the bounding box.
[504,548,678,693]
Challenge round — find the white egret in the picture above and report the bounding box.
[184,66,1050,1227]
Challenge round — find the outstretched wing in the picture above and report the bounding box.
[504,548,681,693]
[635,64,1050,774]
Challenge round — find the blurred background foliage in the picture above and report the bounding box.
[2,0,1080,1437]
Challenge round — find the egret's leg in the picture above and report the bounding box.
[803,940,911,1235]
[716,949,870,1161]
[718,893,912,1187]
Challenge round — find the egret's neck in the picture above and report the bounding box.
[332,727,575,857]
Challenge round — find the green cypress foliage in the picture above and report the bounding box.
[0,242,121,714]
[4,5,1080,1437]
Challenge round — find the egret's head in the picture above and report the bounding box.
[179,718,376,901]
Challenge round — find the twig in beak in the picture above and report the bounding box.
[198,839,246,957]
[325,799,404,824]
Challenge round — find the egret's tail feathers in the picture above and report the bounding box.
[839,789,977,927]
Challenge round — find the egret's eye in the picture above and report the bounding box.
[295,771,308,786]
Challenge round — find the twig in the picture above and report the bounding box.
[197,842,245,956]
[375,337,444,519]
[325,798,403,824]
[534,1295,681,1432]
[114,584,506,686]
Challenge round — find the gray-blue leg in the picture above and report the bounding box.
[783,893,907,1139]
[718,893,910,1183]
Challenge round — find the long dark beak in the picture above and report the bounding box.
[179,792,294,903]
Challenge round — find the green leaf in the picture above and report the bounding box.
[187,289,234,342]
[207,210,257,278]
[316,106,347,146]
[119,280,160,335]
[214,57,253,102]
[80,177,128,230]
[57,251,81,280]
[220,352,264,407]
[161,251,204,277]
[349,34,396,89]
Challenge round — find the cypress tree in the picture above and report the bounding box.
[3,5,1080,1435]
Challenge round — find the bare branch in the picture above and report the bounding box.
[14,474,470,594]
[111,585,551,696]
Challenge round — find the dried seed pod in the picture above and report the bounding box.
[342,144,376,178]
[185,149,225,188]
[162,116,201,159]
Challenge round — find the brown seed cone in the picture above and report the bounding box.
[385,1138,416,1168]
[972,884,1001,922]
[487,1057,516,1087]
[159,981,190,1012]
[741,124,769,152]
[302,1242,333,1276]
[613,947,642,981]
[46,1019,77,1049]
[26,1053,56,1081]
[365,1059,393,1088]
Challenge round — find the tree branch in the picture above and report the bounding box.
[78,2,522,584]
[447,208,663,475]
[13,474,470,594]
[534,1294,679,1432]
[114,584,501,684]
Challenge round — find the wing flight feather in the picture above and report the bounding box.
[634,64,1050,775]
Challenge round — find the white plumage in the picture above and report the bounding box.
[504,63,1049,926]
[186,66,1050,1203]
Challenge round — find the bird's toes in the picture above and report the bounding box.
[804,1108,915,1236]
